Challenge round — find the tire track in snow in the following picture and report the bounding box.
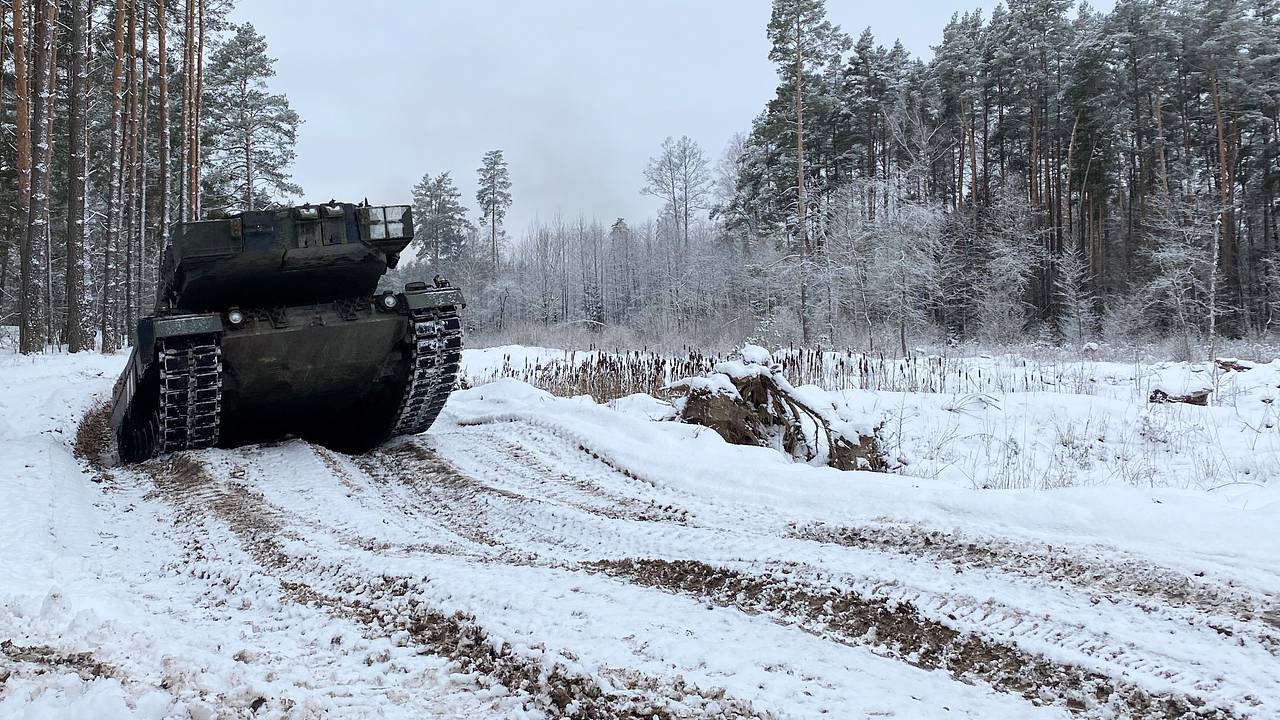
[437,426,691,524]
[436,415,1277,716]
[792,521,1280,653]
[591,558,1252,720]
[139,450,773,719]
[452,415,1280,650]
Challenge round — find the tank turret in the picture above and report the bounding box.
[110,201,464,462]
[161,202,413,311]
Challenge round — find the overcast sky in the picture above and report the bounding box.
[230,1,1113,233]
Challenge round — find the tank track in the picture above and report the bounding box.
[390,305,463,438]
[156,335,223,454]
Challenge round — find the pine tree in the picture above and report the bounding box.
[9,0,31,348]
[201,23,301,212]
[1055,246,1097,344]
[102,0,128,354]
[412,172,470,269]
[20,0,58,353]
[475,149,512,273]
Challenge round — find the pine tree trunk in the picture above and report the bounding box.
[139,0,150,312]
[123,0,138,336]
[21,0,56,354]
[11,0,30,344]
[793,11,810,345]
[193,0,204,217]
[101,0,127,354]
[65,0,92,352]
[157,0,169,285]
[182,0,194,220]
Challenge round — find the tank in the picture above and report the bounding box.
[110,201,464,463]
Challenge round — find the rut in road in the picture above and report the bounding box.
[135,450,773,719]
[592,558,1251,720]
[794,521,1280,645]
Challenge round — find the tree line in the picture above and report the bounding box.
[427,0,1279,355]
[0,0,301,354]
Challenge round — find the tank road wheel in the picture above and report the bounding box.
[390,305,464,439]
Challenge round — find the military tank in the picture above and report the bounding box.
[110,201,463,463]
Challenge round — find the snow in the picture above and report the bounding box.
[1,346,1278,718]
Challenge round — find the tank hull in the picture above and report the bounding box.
[111,284,464,462]
[217,303,413,453]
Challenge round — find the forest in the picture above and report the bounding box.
[2,0,1279,357]
[0,0,296,355]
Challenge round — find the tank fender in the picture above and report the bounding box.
[149,313,224,339]
[404,286,465,310]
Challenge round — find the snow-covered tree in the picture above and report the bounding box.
[412,172,471,269]
[201,23,302,213]
[476,149,512,273]
[642,136,711,248]
[1055,246,1096,344]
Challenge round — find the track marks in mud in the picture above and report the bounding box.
[444,427,691,525]
[136,452,769,718]
[285,574,772,720]
[141,454,290,567]
[794,522,1280,647]
[0,639,119,682]
[593,558,1249,720]
[353,444,518,551]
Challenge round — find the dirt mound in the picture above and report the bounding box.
[73,402,114,479]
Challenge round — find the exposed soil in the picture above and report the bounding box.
[793,521,1280,643]
[0,639,118,681]
[73,402,114,481]
[138,452,768,719]
[284,575,771,720]
[592,558,1250,719]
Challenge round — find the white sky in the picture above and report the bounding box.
[230,1,1114,232]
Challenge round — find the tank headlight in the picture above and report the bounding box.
[380,293,399,309]
[227,309,245,325]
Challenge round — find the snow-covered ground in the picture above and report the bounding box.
[2,346,1278,718]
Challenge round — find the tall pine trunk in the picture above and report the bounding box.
[157,0,169,289]
[65,0,93,352]
[101,0,127,354]
[21,0,56,354]
[11,0,30,344]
